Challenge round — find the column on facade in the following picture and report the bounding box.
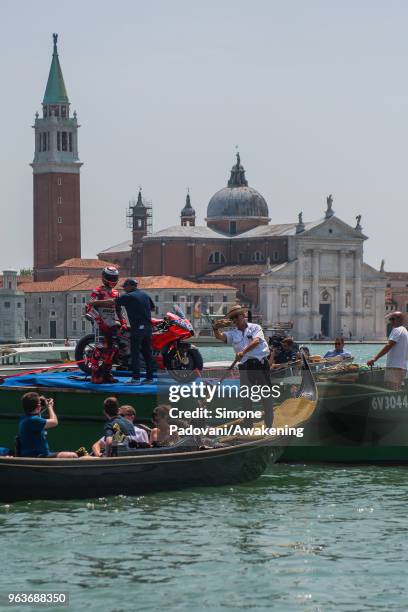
[311,249,320,313]
[339,250,347,313]
[374,287,386,340]
[353,249,363,314]
[295,249,304,313]
[269,285,279,324]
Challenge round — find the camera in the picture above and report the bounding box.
[39,396,47,408]
[268,334,284,350]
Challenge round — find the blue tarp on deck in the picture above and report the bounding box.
[2,370,176,394]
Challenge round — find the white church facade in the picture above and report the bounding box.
[259,209,386,341]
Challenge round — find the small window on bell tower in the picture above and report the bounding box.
[62,132,67,152]
[57,132,61,151]
[61,106,67,118]
[69,133,72,152]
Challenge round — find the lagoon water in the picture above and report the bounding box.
[1,465,408,611]
[1,343,406,611]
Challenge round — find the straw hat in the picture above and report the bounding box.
[226,304,247,319]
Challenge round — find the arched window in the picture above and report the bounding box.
[251,251,265,263]
[345,291,352,308]
[208,252,226,264]
[303,290,309,307]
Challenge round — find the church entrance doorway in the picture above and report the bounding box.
[319,304,331,337]
[49,320,57,339]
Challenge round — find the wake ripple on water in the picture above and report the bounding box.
[1,465,408,611]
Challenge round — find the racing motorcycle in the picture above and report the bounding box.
[75,305,204,382]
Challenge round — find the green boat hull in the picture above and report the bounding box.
[2,367,408,463]
[0,386,158,452]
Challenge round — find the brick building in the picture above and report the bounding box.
[384,271,408,319]
[32,34,82,281]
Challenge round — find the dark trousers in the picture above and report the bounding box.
[238,358,273,427]
[130,327,155,380]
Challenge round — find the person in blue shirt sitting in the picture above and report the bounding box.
[18,392,78,458]
[323,337,352,360]
[270,337,300,369]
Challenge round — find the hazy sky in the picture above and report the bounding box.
[1,0,407,271]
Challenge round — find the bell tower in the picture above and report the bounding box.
[180,191,196,226]
[127,189,152,276]
[31,34,82,281]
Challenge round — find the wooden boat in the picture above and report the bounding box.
[0,355,319,502]
[0,438,282,503]
[281,365,408,463]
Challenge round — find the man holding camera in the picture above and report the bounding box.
[269,337,300,369]
[18,392,78,458]
[213,305,273,427]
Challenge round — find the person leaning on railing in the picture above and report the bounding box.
[367,311,408,390]
[213,305,273,427]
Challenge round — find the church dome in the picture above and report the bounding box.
[207,154,269,220]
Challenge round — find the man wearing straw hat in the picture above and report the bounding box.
[213,305,273,426]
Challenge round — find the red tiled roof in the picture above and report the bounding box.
[56,258,114,269]
[19,275,90,293]
[137,276,235,290]
[18,275,235,293]
[204,264,266,277]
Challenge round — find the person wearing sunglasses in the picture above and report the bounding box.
[323,337,352,360]
[367,312,408,390]
[213,305,273,426]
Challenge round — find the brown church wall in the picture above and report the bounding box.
[207,218,268,234]
[33,172,81,281]
[230,238,288,264]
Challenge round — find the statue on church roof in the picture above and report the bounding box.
[296,211,305,233]
[380,259,385,272]
[355,214,362,230]
[325,194,334,218]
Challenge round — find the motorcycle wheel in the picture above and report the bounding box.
[74,333,96,375]
[164,346,204,383]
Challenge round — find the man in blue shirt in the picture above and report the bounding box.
[324,338,352,360]
[270,337,300,368]
[18,392,78,458]
[93,278,156,384]
[116,279,156,384]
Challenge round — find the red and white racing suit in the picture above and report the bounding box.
[86,285,126,383]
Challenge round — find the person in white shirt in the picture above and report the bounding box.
[213,305,273,426]
[367,312,408,390]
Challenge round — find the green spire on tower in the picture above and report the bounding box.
[43,33,69,104]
